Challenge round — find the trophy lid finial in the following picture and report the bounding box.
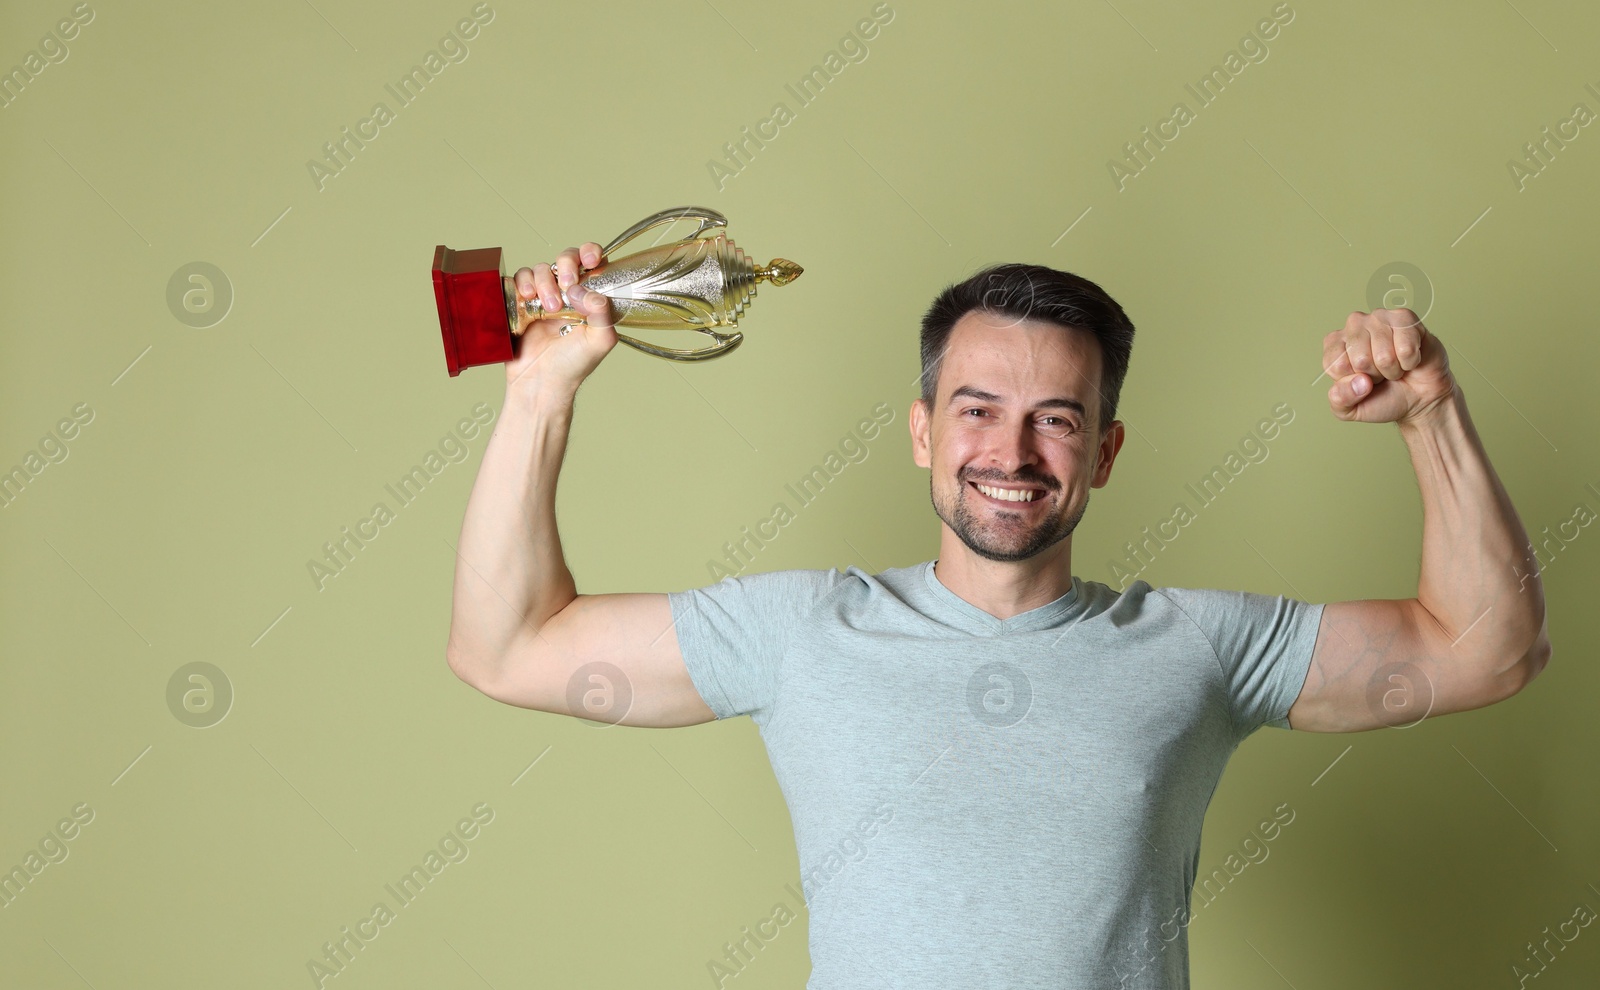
[757,258,803,286]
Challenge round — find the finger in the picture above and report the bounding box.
[1394,323,1424,372]
[1343,321,1377,380]
[554,247,582,289]
[1321,338,1353,380]
[1381,306,1424,333]
[566,283,614,331]
[531,262,561,313]
[578,241,604,270]
[514,266,539,302]
[1367,322,1403,381]
[1329,372,1371,415]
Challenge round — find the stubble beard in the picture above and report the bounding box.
[930,473,1089,563]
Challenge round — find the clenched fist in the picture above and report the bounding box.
[506,241,619,399]
[1322,308,1457,427]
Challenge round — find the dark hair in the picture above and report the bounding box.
[918,263,1136,432]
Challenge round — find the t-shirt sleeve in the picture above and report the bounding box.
[666,568,846,722]
[1154,586,1326,736]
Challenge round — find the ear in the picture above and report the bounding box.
[910,397,931,468]
[1091,420,1126,487]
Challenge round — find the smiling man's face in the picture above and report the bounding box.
[911,309,1126,563]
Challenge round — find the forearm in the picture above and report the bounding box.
[446,384,579,678]
[1401,384,1547,671]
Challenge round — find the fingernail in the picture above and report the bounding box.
[1353,376,1369,395]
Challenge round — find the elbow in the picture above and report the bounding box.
[1501,629,1552,698]
[447,637,525,704]
[446,640,492,690]
[1522,629,1553,683]
[1521,604,1553,678]
[446,645,474,685]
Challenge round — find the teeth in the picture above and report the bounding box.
[976,483,1037,503]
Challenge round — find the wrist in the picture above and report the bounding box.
[504,377,577,421]
[1397,381,1465,436]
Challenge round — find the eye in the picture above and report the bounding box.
[962,408,991,419]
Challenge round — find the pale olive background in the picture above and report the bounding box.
[3,0,1598,987]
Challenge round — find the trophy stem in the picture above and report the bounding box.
[502,275,585,335]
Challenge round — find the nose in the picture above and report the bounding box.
[987,419,1042,479]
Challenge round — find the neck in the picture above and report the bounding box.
[931,533,1075,620]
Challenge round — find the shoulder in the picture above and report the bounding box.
[1073,576,1186,622]
[1142,583,1326,667]
[1147,583,1322,624]
[674,565,852,605]
[1073,579,1253,646]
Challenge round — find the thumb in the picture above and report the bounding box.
[1329,372,1370,417]
[566,283,615,331]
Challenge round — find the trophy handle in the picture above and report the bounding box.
[599,206,728,258]
[615,328,743,361]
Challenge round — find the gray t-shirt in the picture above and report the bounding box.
[667,560,1324,989]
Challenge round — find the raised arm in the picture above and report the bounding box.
[1286,308,1551,733]
[444,243,716,728]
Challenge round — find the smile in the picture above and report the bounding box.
[969,481,1044,504]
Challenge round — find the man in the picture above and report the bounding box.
[446,244,1551,988]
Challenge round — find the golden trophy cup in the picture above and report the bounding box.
[431,206,803,375]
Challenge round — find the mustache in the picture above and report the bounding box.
[962,471,1058,491]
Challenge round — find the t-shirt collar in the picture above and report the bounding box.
[921,559,1083,636]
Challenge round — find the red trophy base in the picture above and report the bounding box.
[431,245,514,377]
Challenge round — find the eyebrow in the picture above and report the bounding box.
[947,385,1088,418]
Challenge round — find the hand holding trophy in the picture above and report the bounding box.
[431,206,803,392]
[503,244,620,397]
